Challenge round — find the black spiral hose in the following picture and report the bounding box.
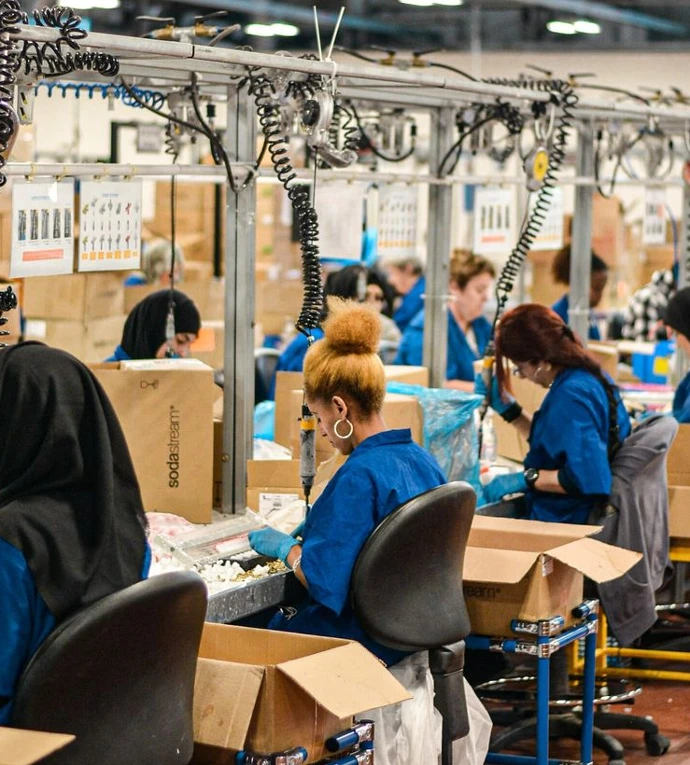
[249,72,323,335]
[0,0,25,187]
[0,285,17,347]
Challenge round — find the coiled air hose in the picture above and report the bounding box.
[0,0,24,187]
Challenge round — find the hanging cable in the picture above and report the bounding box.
[347,101,416,163]
[0,0,23,186]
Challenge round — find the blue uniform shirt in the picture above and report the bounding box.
[395,310,491,383]
[523,368,631,524]
[551,294,601,341]
[104,345,131,363]
[673,371,690,424]
[268,429,446,666]
[0,540,151,724]
[268,329,325,400]
[393,277,426,333]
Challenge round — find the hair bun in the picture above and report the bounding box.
[322,297,381,355]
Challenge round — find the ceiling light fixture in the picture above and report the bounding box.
[271,22,300,36]
[546,20,576,34]
[433,0,464,6]
[68,0,119,9]
[574,19,601,34]
[244,22,276,36]
[398,0,435,7]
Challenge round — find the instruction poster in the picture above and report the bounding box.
[528,187,564,251]
[314,182,366,260]
[377,184,418,260]
[643,187,666,246]
[10,179,75,278]
[473,186,515,256]
[78,180,143,272]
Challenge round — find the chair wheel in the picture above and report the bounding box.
[645,732,671,756]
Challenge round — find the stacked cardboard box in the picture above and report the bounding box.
[22,272,126,363]
[667,425,690,543]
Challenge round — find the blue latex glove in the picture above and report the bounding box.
[290,520,305,539]
[248,527,297,565]
[482,471,528,505]
[474,371,516,418]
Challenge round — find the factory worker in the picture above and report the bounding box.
[124,238,185,287]
[364,268,401,345]
[663,286,690,423]
[383,254,426,333]
[476,304,630,524]
[106,289,201,361]
[0,344,150,724]
[550,244,608,341]
[395,251,494,392]
[249,298,446,665]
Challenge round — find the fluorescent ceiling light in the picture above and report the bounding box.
[245,22,275,36]
[574,19,601,34]
[68,0,119,8]
[271,22,300,36]
[433,0,464,5]
[546,20,576,34]
[398,0,435,7]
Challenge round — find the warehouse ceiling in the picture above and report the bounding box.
[70,0,690,53]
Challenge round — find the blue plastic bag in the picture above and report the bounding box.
[386,382,483,494]
[253,400,275,441]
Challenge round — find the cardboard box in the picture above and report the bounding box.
[22,272,125,321]
[246,459,305,513]
[668,486,690,542]
[592,194,624,267]
[493,377,548,463]
[0,728,74,765]
[191,321,225,369]
[667,423,690,487]
[588,341,619,380]
[193,623,410,763]
[92,359,218,523]
[463,515,641,637]
[274,371,306,449]
[25,315,126,363]
[383,365,429,387]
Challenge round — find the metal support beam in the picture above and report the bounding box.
[222,85,256,513]
[424,107,455,388]
[570,123,595,343]
[675,180,690,382]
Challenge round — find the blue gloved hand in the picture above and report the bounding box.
[474,372,520,421]
[248,527,297,565]
[482,471,528,505]
[290,520,305,539]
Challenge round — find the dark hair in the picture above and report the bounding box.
[450,250,495,289]
[495,303,620,457]
[324,264,367,302]
[552,244,608,286]
[366,267,396,318]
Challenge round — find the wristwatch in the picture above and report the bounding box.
[524,467,539,489]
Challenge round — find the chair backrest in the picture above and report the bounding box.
[255,347,281,404]
[351,481,475,652]
[12,571,207,765]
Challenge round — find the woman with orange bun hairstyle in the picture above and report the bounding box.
[249,298,446,665]
[477,304,630,524]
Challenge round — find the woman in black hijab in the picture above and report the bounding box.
[107,289,201,361]
[0,343,149,724]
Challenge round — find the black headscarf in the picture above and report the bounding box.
[121,289,201,359]
[664,286,690,340]
[0,343,148,620]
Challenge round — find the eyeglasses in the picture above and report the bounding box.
[511,363,530,379]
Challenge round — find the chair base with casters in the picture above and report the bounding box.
[350,481,478,765]
[12,571,207,765]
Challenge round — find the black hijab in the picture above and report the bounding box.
[0,343,148,620]
[121,289,201,359]
[664,286,690,340]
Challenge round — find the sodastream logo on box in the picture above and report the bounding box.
[168,404,181,488]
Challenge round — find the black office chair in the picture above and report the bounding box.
[351,481,476,765]
[255,347,281,404]
[12,571,208,765]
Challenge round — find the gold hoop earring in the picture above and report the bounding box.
[334,417,354,440]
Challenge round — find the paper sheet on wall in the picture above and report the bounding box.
[528,187,564,251]
[377,184,418,260]
[314,182,365,259]
[643,187,666,245]
[78,180,143,272]
[472,186,515,256]
[10,179,75,277]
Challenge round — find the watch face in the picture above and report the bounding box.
[525,468,539,484]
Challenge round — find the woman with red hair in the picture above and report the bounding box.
[477,304,630,524]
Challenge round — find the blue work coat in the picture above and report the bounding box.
[551,294,601,341]
[0,540,151,724]
[104,345,131,363]
[268,429,446,666]
[268,328,325,400]
[523,368,631,524]
[395,310,491,383]
[393,277,425,333]
[673,371,690,424]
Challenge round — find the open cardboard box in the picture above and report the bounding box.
[667,424,690,542]
[668,486,690,542]
[192,624,410,763]
[463,516,641,637]
[0,728,74,765]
